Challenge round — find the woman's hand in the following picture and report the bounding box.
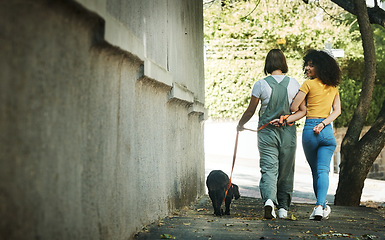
[237,96,259,132]
[312,92,340,134]
[237,125,244,131]
[270,119,281,127]
[313,122,325,134]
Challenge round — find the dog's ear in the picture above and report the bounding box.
[232,184,240,200]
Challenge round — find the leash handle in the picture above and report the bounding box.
[279,114,294,126]
[256,114,293,131]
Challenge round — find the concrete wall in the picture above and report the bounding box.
[0,1,205,239]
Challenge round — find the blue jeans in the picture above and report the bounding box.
[302,119,336,208]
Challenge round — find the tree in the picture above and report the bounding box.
[304,0,385,206]
[331,0,385,27]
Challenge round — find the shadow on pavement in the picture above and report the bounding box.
[135,195,385,239]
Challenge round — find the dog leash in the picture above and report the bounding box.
[223,115,293,202]
[257,114,293,131]
[223,128,256,202]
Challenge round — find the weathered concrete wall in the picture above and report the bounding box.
[0,1,205,239]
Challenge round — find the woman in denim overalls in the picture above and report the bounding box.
[237,49,306,219]
[291,49,341,220]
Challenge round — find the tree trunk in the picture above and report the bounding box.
[330,0,385,28]
[336,100,385,205]
[334,0,377,206]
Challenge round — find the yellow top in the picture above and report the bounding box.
[299,78,339,118]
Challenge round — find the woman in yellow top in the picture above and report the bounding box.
[291,49,341,221]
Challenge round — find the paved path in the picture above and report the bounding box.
[135,195,385,239]
[134,119,385,240]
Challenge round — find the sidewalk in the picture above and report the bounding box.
[134,195,385,239]
[134,119,385,239]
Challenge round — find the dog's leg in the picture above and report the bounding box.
[224,196,231,215]
[215,198,223,216]
[209,191,222,216]
[214,204,222,216]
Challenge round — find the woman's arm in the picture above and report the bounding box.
[270,99,306,127]
[287,99,306,123]
[237,96,259,131]
[290,91,307,112]
[313,93,341,134]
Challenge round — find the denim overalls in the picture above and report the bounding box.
[257,76,297,211]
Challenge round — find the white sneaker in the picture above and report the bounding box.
[309,205,323,221]
[264,199,276,219]
[323,205,331,219]
[278,208,288,219]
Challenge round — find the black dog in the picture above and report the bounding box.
[206,170,240,216]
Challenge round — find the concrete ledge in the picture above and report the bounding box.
[105,17,145,60]
[167,83,208,121]
[188,101,207,122]
[144,59,173,87]
[78,0,207,120]
[77,0,146,60]
[168,82,194,104]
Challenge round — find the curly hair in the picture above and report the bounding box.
[264,49,288,75]
[303,49,341,87]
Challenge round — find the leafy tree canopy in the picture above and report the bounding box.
[204,0,385,127]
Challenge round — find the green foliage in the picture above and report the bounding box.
[204,0,385,126]
[335,74,385,128]
[335,77,361,127]
[205,59,261,119]
[334,22,385,127]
